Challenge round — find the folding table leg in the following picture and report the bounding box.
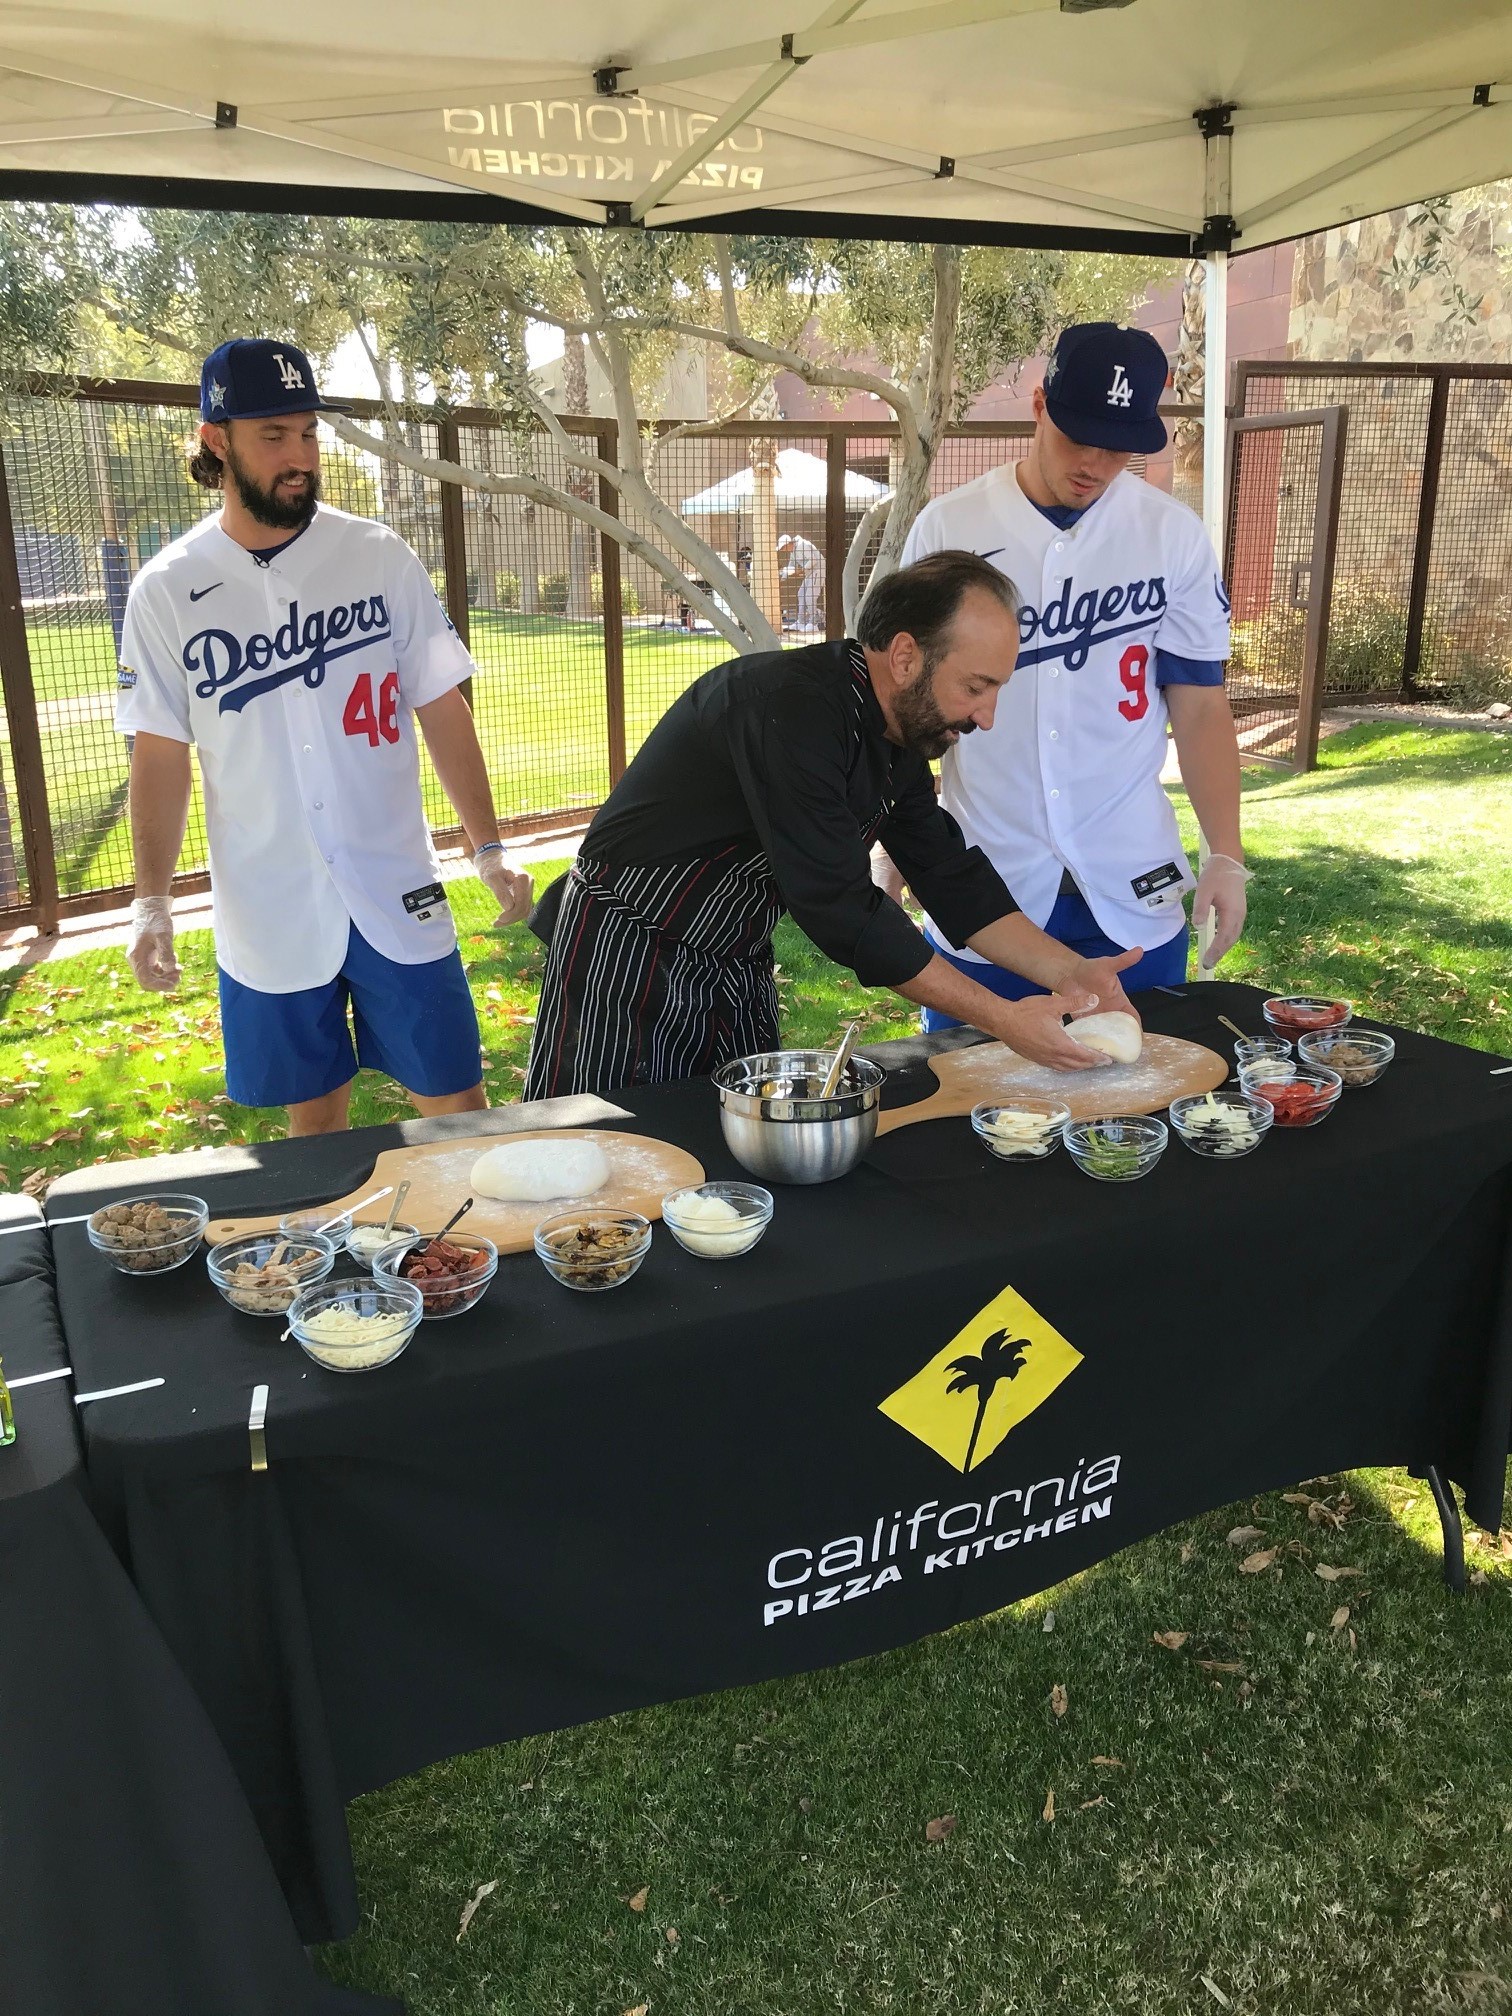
[1424,1464,1466,1593]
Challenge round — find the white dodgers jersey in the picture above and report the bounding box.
[116,506,476,992]
[901,466,1231,954]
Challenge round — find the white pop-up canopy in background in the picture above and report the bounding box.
[1,1,1510,545]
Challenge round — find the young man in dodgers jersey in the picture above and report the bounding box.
[116,338,533,1134]
[898,322,1249,1028]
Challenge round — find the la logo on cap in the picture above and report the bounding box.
[1107,364,1134,408]
[272,352,306,391]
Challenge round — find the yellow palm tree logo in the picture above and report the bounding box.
[879,1285,1083,1474]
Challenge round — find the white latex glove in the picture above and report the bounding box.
[126,895,180,993]
[1191,852,1253,969]
[473,846,533,929]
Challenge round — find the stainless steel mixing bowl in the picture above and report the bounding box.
[713,1049,884,1185]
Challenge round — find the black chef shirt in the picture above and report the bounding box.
[581,639,1016,988]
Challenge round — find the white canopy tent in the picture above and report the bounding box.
[681,448,888,516]
[1,1,1511,542]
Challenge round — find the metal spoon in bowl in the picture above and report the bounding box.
[819,1020,862,1101]
[413,1196,474,1258]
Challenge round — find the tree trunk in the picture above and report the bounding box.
[750,435,783,632]
[562,335,597,622]
[520,500,541,615]
[1171,258,1206,515]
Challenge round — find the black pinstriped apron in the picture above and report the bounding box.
[524,649,890,1100]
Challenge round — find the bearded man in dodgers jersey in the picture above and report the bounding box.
[896,322,1249,1028]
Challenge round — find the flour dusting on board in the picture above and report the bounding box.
[913,1034,1228,1122]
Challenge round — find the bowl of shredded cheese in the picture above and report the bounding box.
[970,1099,1072,1162]
[661,1182,773,1259]
[1168,1089,1274,1159]
[286,1278,424,1372]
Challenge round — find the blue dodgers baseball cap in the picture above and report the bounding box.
[1042,323,1170,454]
[199,338,352,423]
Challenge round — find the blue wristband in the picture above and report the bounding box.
[474,841,506,859]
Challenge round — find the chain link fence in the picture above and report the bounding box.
[0,383,1201,928]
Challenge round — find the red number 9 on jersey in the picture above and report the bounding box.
[1117,643,1149,722]
[342,671,401,746]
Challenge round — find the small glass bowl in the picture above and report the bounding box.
[286,1278,424,1373]
[87,1193,209,1276]
[1233,1035,1292,1071]
[661,1182,773,1259]
[1262,995,1352,1038]
[970,1099,1071,1161]
[1297,1027,1396,1088]
[279,1207,352,1252]
[1064,1115,1168,1182]
[1238,1059,1343,1128]
[534,1210,652,1292]
[344,1220,421,1273]
[373,1231,498,1319]
[207,1231,336,1316]
[1168,1089,1274,1159]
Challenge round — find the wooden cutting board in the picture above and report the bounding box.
[873,1034,1228,1135]
[206,1130,705,1257]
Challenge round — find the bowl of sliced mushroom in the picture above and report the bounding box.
[206,1230,337,1316]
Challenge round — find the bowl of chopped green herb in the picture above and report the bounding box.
[1063,1114,1168,1183]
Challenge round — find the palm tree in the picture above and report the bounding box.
[945,1328,1031,1474]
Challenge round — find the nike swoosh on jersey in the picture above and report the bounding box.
[189,582,224,602]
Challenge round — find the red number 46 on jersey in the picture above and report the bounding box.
[343,671,401,746]
[1117,644,1149,722]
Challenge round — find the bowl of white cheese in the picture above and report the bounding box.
[970,1099,1072,1162]
[286,1278,424,1372]
[660,1182,773,1259]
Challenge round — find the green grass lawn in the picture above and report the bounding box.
[3,720,1510,2014]
[15,611,729,898]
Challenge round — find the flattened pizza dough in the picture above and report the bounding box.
[470,1138,611,1202]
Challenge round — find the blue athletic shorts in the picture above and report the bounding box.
[921,890,1189,1034]
[218,922,483,1108]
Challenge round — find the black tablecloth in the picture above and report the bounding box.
[0,1197,393,2016]
[41,982,1512,1959]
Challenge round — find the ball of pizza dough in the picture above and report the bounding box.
[1069,1010,1143,1065]
[470,1137,611,1202]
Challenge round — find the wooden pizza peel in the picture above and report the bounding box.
[206,1130,705,1256]
[872,1033,1228,1136]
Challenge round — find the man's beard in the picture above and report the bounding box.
[223,445,320,531]
[894,659,978,760]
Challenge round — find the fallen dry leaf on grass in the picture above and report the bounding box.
[925,1814,958,1842]
[626,1887,650,1913]
[1079,1795,1105,1811]
[1195,1659,1246,1675]
[665,1928,679,1947]
[1042,1788,1056,1823]
[1091,1756,1124,1768]
[1051,1683,1069,1718]
[456,1879,498,1942]
[1315,1564,1364,1583]
[1226,1525,1265,1547]
[1152,1630,1188,1651]
[1239,1547,1279,1574]
[1180,1542,1197,1563]
[623,2004,650,2016]
[1471,1569,1490,1587]
[1331,1605,1351,1630]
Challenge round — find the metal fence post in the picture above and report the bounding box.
[597,423,628,785]
[0,436,60,931]
[825,429,847,639]
[435,412,473,709]
[1401,368,1450,700]
[1296,404,1349,774]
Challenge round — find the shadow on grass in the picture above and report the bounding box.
[1242,723,1512,801]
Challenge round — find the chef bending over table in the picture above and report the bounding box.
[524,551,1143,1101]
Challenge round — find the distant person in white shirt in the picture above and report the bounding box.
[778,532,826,633]
[898,322,1249,1028]
[116,337,532,1135]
